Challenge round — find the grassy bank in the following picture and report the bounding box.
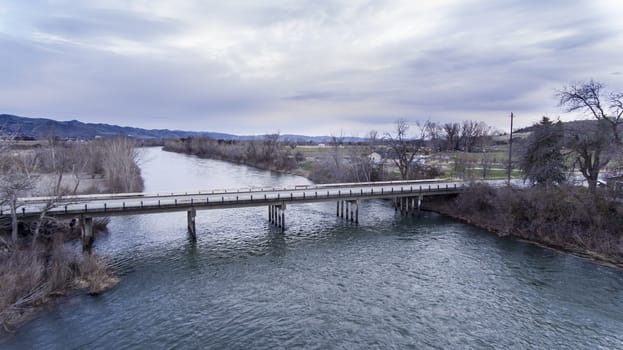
[425,184,623,267]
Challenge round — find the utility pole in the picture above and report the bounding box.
[507,112,514,185]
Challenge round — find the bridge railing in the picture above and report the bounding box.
[17,178,460,205]
[4,182,466,217]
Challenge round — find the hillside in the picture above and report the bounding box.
[0,114,361,143]
[0,114,242,140]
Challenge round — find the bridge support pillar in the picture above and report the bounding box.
[338,200,359,224]
[395,197,421,216]
[349,201,353,222]
[81,216,94,253]
[269,204,285,231]
[187,209,197,240]
[347,200,358,223]
[281,204,285,231]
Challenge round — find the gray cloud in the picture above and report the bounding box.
[0,0,621,135]
[36,9,183,42]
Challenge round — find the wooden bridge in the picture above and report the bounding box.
[2,179,473,251]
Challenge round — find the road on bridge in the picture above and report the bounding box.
[3,179,484,219]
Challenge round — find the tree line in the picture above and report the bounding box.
[0,137,144,244]
[0,137,142,330]
[433,79,623,265]
[163,118,500,184]
[518,80,622,191]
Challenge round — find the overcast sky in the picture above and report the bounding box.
[1,0,622,136]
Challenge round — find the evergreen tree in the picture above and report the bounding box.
[519,117,566,186]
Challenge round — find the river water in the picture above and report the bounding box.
[3,147,623,349]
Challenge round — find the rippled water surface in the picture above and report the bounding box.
[3,148,623,349]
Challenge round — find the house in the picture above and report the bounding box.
[368,152,382,163]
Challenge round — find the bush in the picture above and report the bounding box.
[0,240,117,331]
[441,184,623,262]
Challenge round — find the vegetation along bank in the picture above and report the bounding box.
[0,137,144,332]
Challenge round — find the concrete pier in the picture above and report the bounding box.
[187,209,197,240]
[81,216,94,252]
[269,203,286,231]
[393,196,423,216]
[337,200,359,223]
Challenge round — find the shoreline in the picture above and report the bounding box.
[160,146,311,178]
[423,203,623,270]
[1,140,144,336]
[163,146,623,270]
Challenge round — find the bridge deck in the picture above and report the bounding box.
[2,179,467,220]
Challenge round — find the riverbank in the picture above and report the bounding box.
[0,139,144,333]
[5,146,623,349]
[0,242,119,333]
[162,138,389,183]
[423,184,623,268]
[162,143,623,268]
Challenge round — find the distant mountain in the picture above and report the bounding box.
[0,114,241,140]
[0,114,363,143]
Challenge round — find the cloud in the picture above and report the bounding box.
[36,9,183,42]
[0,0,622,135]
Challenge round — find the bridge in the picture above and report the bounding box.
[2,179,472,251]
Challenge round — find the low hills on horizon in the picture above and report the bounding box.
[0,114,361,143]
[3,113,592,145]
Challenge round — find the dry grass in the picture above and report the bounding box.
[431,184,623,264]
[0,239,117,333]
[74,254,119,295]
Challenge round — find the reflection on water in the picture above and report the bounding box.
[3,147,623,349]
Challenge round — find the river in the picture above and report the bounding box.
[3,147,623,349]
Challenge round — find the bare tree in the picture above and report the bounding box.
[558,80,623,144]
[262,132,280,162]
[415,120,428,145]
[0,138,37,242]
[481,151,492,179]
[330,131,344,173]
[558,80,623,191]
[423,120,443,151]
[367,130,379,146]
[460,120,489,152]
[565,121,614,191]
[99,138,143,193]
[30,144,86,242]
[385,119,417,180]
[346,148,374,183]
[443,123,461,151]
